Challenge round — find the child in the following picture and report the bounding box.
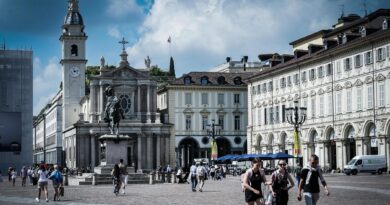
[11,169,17,186]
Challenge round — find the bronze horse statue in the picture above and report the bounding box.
[104,86,124,135]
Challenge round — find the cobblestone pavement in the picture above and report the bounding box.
[1,174,390,205]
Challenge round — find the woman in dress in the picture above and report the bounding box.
[242,158,268,205]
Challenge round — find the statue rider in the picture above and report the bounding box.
[104,86,124,135]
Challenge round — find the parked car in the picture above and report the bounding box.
[344,155,387,175]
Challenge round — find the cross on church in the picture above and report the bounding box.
[119,37,129,51]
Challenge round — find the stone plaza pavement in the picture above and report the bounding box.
[0,174,390,205]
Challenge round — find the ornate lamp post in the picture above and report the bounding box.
[285,101,307,163]
[207,119,220,164]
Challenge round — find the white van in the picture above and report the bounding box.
[344,155,387,175]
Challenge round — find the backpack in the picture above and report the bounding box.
[55,171,63,183]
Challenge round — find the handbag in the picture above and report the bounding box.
[60,186,64,196]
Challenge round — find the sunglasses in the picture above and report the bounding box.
[279,164,287,166]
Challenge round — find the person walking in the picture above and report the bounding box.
[297,154,330,205]
[21,166,27,187]
[118,159,128,195]
[35,164,49,202]
[210,166,215,180]
[270,160,295,205]
[196,162,207,192]
[27,167,34,186]
[48,164,63,201]
[11,168,17,186]
[242,158,268,205]
[189,161,198,192]
[294,163,302,186]
[111,164,121,196]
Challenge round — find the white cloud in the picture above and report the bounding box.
[108,26,122,39]
[33,57,61,115]
[107,0,143,19]
[126,0,337,75]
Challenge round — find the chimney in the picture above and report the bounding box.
[226,57,231,63]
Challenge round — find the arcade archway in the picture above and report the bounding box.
[216,137,231,157]
[344,125,356,162]
[178,137,199,169]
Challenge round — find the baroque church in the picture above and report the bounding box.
[33,0,172,172]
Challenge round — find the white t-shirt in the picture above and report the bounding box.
[196,166,206,177]
[190,165,197,176]
[38,170,48,182]
[11,171,17,179]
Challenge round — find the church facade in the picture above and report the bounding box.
[33,0,172,172]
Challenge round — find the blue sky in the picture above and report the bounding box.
[0,0,389,115]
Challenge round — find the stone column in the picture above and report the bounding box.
[89,84,96,122]
[160,137,165,166]
[91,135,96,168]
[165,136,170,166]
[137,86,141,119]
[147,134,153,170]
[156,134,161,168]
[137,134,142,172]
[386,138,390,173]
[146,85,151,123]
[363,138,369,155]
[324,143,329,167]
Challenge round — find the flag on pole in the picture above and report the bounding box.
[167,36,171,43]
[211,139,218,160]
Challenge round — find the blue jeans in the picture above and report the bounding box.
[191,176,197,191]
[304,193,320,205]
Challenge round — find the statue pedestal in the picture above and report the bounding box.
[99,134,130,166]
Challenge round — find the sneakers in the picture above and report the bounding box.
[122,190,125,195]
[35,198,39,202]
[199,188,203,192]
[46,198,49,202]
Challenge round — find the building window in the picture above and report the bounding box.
[287,76,292,86]
[185,115,191,130]
[234,115,240,130]
[234,77,242,85]
[336,61,341,74]
[377,48,385,61]
[184,77,191,85]
[326,63,333,76]
[258,109,261,125]
[311,98,316,118]
[251,86,255,95]
[275,106,279,123]
[337,92,342,114]
[218,115,224,130]
[282,105,286,123]
[379,84,385,107]
[264,108,267,125]
[346,90,352,112]
[344,58,351,71]
[328,94,333,115]
[262,83,267,92]
[269,107,274,124]
[185,93,192,105]
[280,77,286,88]
[319,96,324,116]
[294,73,299,85]
[354,55,362,68]
[365,51,373,65]
[202,116,208,130]
[257,85,261,95]
[301,71,307,82]
[201,77,208,85]
[317,66,324,78]
[368,85,373,109]
[71,44,78,56]
[387,45,390,58]
[218,93,224,105]
[357,88,363,110]
[268,81,273,92]
[201,93,208,105]
[309,69,316,81]
[234,94,240,104]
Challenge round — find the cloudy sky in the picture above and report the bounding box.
[0,0,389,115]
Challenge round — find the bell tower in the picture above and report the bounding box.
[60,0,87,129]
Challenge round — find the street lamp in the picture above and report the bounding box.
[207,119,221,164]
[285,100,307,163]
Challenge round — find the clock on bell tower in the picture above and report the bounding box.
[60,0,87,129]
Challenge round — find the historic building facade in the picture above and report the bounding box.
[33,0,171,171]
[157,72,250,168]
[247,9,390,171]
[0,49,33,173]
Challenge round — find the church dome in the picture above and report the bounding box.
[64,11,84,25]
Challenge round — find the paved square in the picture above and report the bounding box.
[0,174,390,205]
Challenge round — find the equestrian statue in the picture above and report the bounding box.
[103,86,125,135]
